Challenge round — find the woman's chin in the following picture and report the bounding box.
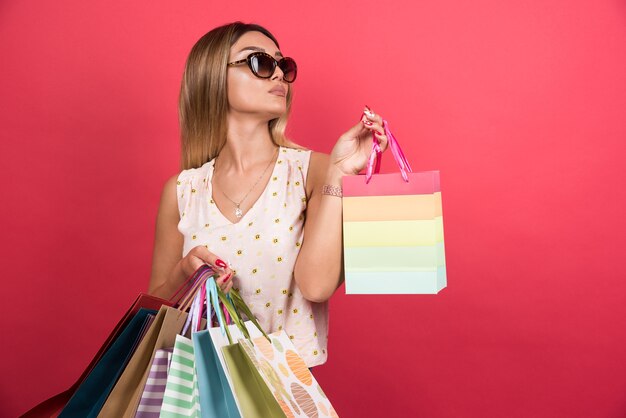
[265,106,287,120]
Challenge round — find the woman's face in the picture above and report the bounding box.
[227,31,289,120]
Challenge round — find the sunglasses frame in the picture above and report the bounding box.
[227,52,297,83]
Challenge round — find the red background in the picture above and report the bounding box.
[2,1,626,417]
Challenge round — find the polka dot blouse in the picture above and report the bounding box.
[176,146,328,367]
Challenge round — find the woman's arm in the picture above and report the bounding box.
[148,174,187,299]
[293,153,344,303]
[294,108,389,303]
[148,174,234,299]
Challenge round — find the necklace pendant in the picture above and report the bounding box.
[235,206,243,218]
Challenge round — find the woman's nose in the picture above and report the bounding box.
[271,64,284,81]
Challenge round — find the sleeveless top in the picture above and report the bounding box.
[176,146,329,367]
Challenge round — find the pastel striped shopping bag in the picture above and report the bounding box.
[135,348,173,417]
[342,120,447,294]
[160,334,201,417]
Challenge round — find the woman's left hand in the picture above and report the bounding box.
[329,106,389,176]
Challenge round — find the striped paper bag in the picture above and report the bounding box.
[160,334,201,417]
[135,348,173,417]
[342,120,447,294]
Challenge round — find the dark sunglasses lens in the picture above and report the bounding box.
[279,58,297,83]
[250,54,276,78]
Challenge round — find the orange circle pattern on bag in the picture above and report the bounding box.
[277,398,295,418]
[256,336,275,360]
[286,349,312,385]
[239,331,337,417]
[291,382,318,418]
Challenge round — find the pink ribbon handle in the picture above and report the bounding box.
[222,303,231,325]
[196,282,206,332]
[365,120,413,183]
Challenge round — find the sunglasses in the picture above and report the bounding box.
[227,52,297,83]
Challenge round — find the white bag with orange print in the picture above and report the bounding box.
[238,330,339,418]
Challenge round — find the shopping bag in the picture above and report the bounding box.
[129,265,215,418]
[237,330,339,418]
[175,272,272,418]
[191,270,267,418]
[135,348,173,417]
[222,342,284,418]
[57,308,156,417]
[342,120,447,294]
[193,321,264,418]
[210,284,336,418]
[96,265,217,417]
[194,328,240,418]
[158,334,201,417]
[97,304,189,417]
[21,263,212,418]
[21,293,172,418]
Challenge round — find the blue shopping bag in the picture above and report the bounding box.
[58,307,157,418]
[193,330,241,418]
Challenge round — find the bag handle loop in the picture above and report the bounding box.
[365,120,413,184]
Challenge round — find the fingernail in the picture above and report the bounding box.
[223,273,232,282]
[363,120,373,126]
[215,259,227,268]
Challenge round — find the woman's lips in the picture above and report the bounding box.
[269,87,286,97]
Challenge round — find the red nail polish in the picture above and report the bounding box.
[223,273,232,282]
[215,259,227,268]
[364,105,375,119]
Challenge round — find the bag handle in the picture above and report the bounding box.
[181,281,204,335]
[219,289,270,343]
[176,265,214,312]
[175,264,270,343]
[365,119,413,184]
[168,264,211,306]
[180,268,226,336]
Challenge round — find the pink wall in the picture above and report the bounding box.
[2,1,626,416]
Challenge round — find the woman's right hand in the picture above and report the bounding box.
[180,245,234,293]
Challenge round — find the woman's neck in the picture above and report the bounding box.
[220,115,278,174]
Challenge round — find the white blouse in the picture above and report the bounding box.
[176,146,329,367]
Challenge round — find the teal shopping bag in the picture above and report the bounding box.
[190,270,268,418]
[193,330,241,418]
[58,308,157,418]
[22,293,172,418]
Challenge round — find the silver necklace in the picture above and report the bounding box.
[213,147,278,219]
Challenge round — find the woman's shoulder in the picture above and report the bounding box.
[280,143,329,161]
[176,160,213,184]
[280,143,309,156]
[280,144,331,196]
[280,145,330,177]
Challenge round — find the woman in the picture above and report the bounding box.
[148,21,389,368]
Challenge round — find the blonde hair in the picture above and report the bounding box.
[179,22,300,170]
